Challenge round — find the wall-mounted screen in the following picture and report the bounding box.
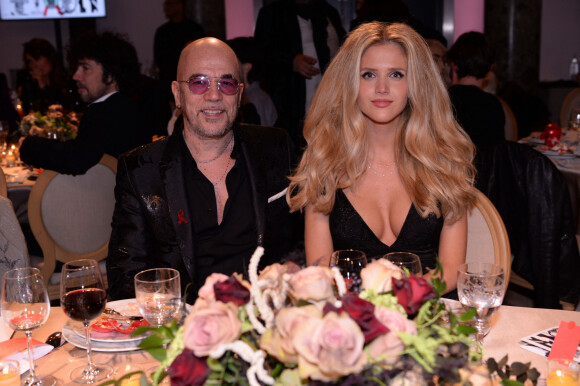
[0,0,106,21]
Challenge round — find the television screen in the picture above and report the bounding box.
[0,0,106,21]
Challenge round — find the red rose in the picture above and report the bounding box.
[323,294,389,343]
[392,275,436,315]
[167,349,210,386]
[214,276,250,306]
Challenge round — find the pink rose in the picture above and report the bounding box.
[197,273,229,302]
[288,266,335,302]
[183,302,241,357]
[392,274,436,315]
[258,262,300,292]
[259,305,322,363]
[361,259,404,293]
[293,312,367,381]
[367,306,417,362]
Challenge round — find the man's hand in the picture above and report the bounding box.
[293,54,321,79]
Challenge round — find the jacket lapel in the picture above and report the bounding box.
[238,127,267,246]
[159,124,196,281]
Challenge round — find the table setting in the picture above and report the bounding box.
[0,249,579,385]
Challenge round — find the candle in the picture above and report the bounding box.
[4,151,15,168]
[0,360,19,386]
[548,359,580,386]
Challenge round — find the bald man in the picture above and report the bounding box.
[106,38,297,303]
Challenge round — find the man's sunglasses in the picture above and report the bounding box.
[177,76,241,96]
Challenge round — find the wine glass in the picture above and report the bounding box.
[457,262,505,347]
[1,267,56,386]
[330,249,368,293]
[134,268,181,327]
[383,252,423,276]
[60,259,112,384]
[0,120,8,153]
[569,107,580,130]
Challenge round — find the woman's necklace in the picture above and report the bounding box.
[367,160,397,177]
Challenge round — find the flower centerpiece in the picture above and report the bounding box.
[19,104,79,141]
[102,248,539,386]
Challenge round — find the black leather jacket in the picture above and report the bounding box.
[106,122,297,303]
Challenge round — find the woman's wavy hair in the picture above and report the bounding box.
[287,22,476,223]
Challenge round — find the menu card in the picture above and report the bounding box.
[520,324,580,362]
[0,337,54,374]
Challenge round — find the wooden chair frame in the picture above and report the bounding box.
[0,166,6,198]
[28,154,117,299]
[468,190,512,284]
[560,87,580,128]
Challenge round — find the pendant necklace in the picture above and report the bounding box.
[190,133,234,164]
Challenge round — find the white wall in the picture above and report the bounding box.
[539,0,580,82]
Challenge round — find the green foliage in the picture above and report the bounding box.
[487,356,540,385]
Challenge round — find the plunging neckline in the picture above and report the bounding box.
[338,190,413,248]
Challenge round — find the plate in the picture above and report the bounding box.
[62,322,143,352]
[66,299,145,343]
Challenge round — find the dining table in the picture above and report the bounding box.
[10,302,580,385]
[520,131,580,236]
[1,163,38,223]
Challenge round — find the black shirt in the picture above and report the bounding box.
[180,132,256,292]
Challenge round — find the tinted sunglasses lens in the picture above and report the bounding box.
[188,77,209,94]
[218,79,239,95]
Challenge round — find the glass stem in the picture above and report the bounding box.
[25,330,39,382]
[83,321,96,372]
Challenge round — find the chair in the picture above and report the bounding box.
[497,97,518,141]
[476,141,580,309]
[28,154,117,299]
[0,166,7,197]
[466,189,511,285]
[560,87,580,127]
[0,195,30,280]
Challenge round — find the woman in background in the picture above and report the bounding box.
[288,22,476,292]
[18,38,79,114]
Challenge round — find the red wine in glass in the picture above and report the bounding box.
[62,288,107,321]
[60,259,113,384]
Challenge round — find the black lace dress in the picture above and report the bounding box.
[329,190,444,274]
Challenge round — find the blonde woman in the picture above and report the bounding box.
[287,22,477,292]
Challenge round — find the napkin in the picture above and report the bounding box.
[0,319,13,341]
[0,337,54,374]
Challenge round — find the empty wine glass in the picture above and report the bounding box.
[383,252,422,276]
[0,120,8,153]
[457,263,505,347]
[330,249,368,293]
[61,259,112,384]
[134,268,181,327]
[1,267,56,386]
[569,107,580,130]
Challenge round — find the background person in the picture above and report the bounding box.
[17,38,80,114]
[154,0,205,103]
[19,32,152,175]
[288,22,477,292]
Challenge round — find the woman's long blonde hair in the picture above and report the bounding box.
[287,22,476,222]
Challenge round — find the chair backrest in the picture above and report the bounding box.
[0,196,30,280]
[497,97,518,141]
[466,189,511,285]
[28,154,117,298]
[0,167,7,198]
[560,87,580,127]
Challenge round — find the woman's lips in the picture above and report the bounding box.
[371,99,393,108]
